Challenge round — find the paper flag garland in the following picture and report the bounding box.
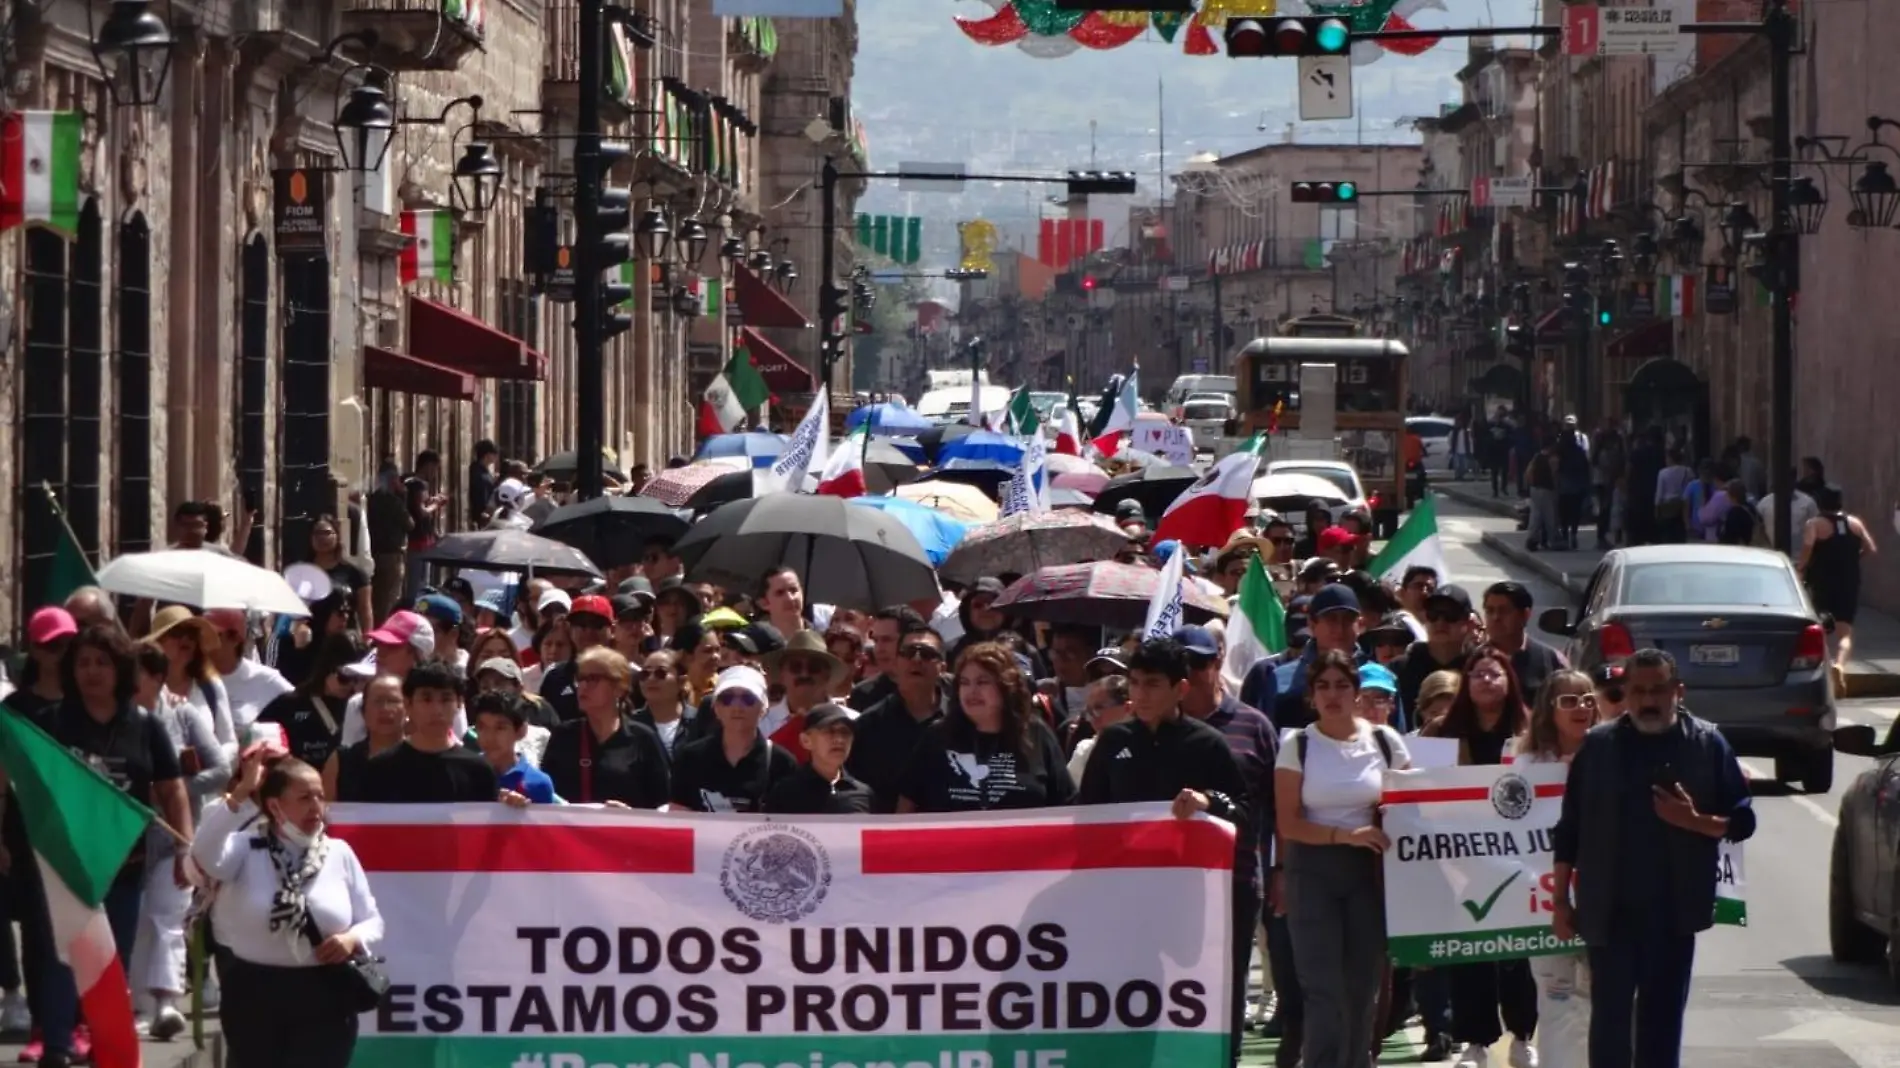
[949,0,1441,60]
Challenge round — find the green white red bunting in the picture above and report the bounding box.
[399,210,455,285]
[327,803,1234,1068]
[0,111,84,234]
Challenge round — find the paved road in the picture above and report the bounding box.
[1244,498,1900,1068]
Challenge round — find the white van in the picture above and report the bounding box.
[1165,373,1237,416]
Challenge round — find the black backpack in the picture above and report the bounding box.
[1297,725,1396,767]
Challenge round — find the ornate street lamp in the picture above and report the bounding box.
[1849,162,1900,229]
[676,218,711,267]
[1666,214,1705,263]
[333,82,397,174]
[1628,231,1660,276]
[450,142,502,214]
[718,233,746,263]
[93,0,176,108]
[634,208,673,263]
[771,258,798,293]
[1786,176,1827,235]
[1720,202,1759,253]
[747,247,773,274]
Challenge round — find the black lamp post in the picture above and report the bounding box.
[450,141,502,214]
[93,0,175,108]
[718,233,746,264]
[1849,162,1900,229]
[772,258,798,293]
[1786,176,1827,235]
[675,218,711,268]
[1666,214,1705,263]
[1720,202,1759,256]
[634,208,672,263]
[333,82,397,174]
[1629,231,1661,276]
[747,247,773,274]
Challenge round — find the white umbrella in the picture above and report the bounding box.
[96,550,311,617]
[1252,472,1350,503]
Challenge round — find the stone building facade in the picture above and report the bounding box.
[0,0,848,628]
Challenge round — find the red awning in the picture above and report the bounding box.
[1534,307,1567,340]
[408,295,547,381]
[732,264,812,330]
[738,327,816,392]
[363,345,477,402]
[1607,319,1673,362]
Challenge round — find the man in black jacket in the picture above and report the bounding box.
[1551,648,1755,1068]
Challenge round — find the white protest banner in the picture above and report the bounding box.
[329,803,1234,1068]
[1380,764,1744,967]
[1133,423,1194,466]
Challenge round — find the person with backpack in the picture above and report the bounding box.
[1272,648,1411,1068]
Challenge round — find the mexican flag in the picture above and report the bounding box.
[1369,493,1449,585]
[399,210,455,285]
[1005,386,1041,436]
[0,713,154,1068]
[1091,371,1141,456]
[816,427,869,498]
[0,111,83,234]
[1054,402,1083,456]
[698,347,772,436]
[41,484,98,609]
[1150,434,1264,549]
[1222,556,1287,692]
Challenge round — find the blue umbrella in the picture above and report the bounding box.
[847,402,932,435]
[936,430,1024,472]
[847,496,972,566]
[694,432,788,463]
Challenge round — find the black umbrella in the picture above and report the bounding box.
[862,439,924,493]
[1092,464,1203,521]
[910,422,982,464]
[673,495,939,611]
[534,450,629,484]
[689,469,757,515]
[421,529,602,578]
[532,496,691,570]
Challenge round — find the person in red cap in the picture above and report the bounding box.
[1316,525,1360,571]
[537,594,616,722]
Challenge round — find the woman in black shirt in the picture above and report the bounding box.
[256,632,365,770]
[670,666,797,813]
[309,514,374,630]
[897,642,1074,813]
[541,647,670,807]
[324,674,407,802]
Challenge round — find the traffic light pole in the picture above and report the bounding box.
[819,157,840,406]
[573,0,605,501]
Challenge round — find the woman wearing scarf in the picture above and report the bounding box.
[193,744,382,1067]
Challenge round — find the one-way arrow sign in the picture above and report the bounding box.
[1297,55,1353,122]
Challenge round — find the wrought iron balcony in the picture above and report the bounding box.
[341,0,484,72]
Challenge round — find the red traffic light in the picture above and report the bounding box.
[1081,275,1098,290]
[1274,19,1309,54]
[1226,18,1267,55]
[1224,16,1353,57]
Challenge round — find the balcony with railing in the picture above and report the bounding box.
[341,0,484,70]
[730,17,777,73]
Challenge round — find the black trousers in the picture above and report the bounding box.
[217,951,360,1068]
[1267,913,1305,1068]
[1446,958,1537,1046]
[1231,879,1261,1066]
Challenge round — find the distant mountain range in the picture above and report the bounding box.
[850,1,1496,270]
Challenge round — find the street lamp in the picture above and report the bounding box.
[450,141,502,214]
[772,258,798,293]
[1719,202,1759,255]
[333,81,397,174]
[1666,214,1705,262]
[718,233,746,263]
[1849,162,1900,229]
[92,0,175,108]
[1786,176,1827,235]
[1629,231,1661,276]
[634,208,672,263]
[747,247,773,274]
[675,218,711,268]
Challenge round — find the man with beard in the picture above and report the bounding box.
[1551,649,1755,1068]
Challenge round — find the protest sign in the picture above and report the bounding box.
[1380,764,1744,967]
[1132,422,1194,466]
[329,803,1234,1068]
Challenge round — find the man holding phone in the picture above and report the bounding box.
[1550,649,1755,1068]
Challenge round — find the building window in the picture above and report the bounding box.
[19,225,69,616]
[279,254,332,565]
[67,200,104,559]
[239,236,271,564]
[496,278,541,464]
[116,213,154,555]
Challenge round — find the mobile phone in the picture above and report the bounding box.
[1652,762,1678,790]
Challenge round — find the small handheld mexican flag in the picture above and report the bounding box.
[0,713,155,1068]
[399,210,455,285]
[698,346,773,436]
[1222,555,1287,692]
[0,111,83,234]
[1005,385,1042,436]
[1369,493,1449,585]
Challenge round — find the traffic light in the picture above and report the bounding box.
[592,139,634,338]
[1065,171,1138,196]
[1560,262,1593,332]
[1597,306,1613,327]
[1225,16,1352,58]
[944,267,989,281]
[1504,322,1532,359]
[1290,181,1360,205]
[819,280,850,340]
[1081,274,1098,291]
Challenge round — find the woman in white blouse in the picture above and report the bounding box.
[192,743,383,1068]
[1273,648,1412,1068]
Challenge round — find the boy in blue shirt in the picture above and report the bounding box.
[473,691,559,803]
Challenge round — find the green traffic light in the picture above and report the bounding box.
[1315,18,1350,52]
[1336,182,1357,202]
[1597,310,1612,326]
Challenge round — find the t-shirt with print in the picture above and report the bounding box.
[1274,720,1410,831]
[47,700,184,884]
[255,692,345,772]
[668,735,799,813]
[897,717,1075,813]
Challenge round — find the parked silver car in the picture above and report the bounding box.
[1539,544,1836,791]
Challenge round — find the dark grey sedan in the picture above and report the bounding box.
[1827,722,1900,980]
[1539,544,1836,792]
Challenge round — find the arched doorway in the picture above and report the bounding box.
[1624,358,1711,461]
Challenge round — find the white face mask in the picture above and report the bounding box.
[271,807,323,850]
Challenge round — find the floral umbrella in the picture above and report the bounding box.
[638,458,747,509]
[938,511,1133,585]
[991,560,1229,630]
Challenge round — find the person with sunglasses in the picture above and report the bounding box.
[539,647,669,809]
[848,626,948,812]
[1396,585,1479,719]
[670,667,796,813]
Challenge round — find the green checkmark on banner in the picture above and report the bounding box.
[1461,870,1523,923]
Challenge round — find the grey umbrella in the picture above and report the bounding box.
[673,494,938,610]
[421,529,603,578]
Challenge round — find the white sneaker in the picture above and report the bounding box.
[1246,992,1276,1028]
[0,992,30,1033]
[148,1005,187,1041]
[1509,1038,1538,1068]
[1454,1044,1490,1068]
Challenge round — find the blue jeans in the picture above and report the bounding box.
[1587,913,1696,1068]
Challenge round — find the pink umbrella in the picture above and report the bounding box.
[991,561,1229,630]
[1052,469,1110,496]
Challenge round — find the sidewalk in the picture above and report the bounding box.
[0,1022,222,1067]
[1435,480,1900,698]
